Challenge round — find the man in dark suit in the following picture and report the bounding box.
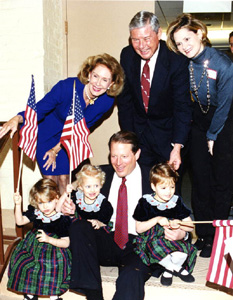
[66,131,187,300]
[118,11,193,172]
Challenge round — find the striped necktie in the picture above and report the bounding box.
[141,59,150,112]
[114,177,128,249]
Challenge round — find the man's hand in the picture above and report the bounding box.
[169,143,182,170]
[164,226,186,241]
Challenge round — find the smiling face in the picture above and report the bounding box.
[87,64,113,98]
[173,27,204,59]
[110,142,141,178]
[130,24,162,60]
[37,195,58,217]
[79,176,102,204]
[151,179,175,203]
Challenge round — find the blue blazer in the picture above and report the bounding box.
[117,41,193,160]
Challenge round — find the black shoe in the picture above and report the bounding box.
[24,296,38,300]
[200,243,212,258]
[194,238,205,250]
[160,270,173,286]
[173,267,195,283]
[160,275,173,286]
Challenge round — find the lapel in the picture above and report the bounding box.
[100,165,115,198]
[132,54,146,111]
[150,41,169,102]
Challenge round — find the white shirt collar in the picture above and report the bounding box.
[141,43,160,84]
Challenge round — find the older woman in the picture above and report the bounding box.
[0,53,124,193]
[166,14,233,257]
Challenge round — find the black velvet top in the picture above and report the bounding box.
[133,194,191,221]
[23,205,72,237]
[71,191,113,225]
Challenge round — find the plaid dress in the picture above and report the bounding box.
[133,194,197,272]
[8,206,72,296]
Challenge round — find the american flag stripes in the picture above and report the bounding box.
[18,75,38,161]
[60,81,93,171]
[206,220,233,289]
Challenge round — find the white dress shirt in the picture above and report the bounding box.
[108,163,143,236]
[140,43,160,86]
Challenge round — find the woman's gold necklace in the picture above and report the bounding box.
[190,60,211,114]
[85,86,98,105]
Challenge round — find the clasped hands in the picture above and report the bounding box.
[157,216,181,229]
[157,217,187,241]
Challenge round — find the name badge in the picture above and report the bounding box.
[207,69,217,80]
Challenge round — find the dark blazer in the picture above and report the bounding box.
[100,164,152,199]
[117,41,193,160]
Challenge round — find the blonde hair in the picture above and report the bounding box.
[150,163,179,186]
[29,178,60,208]
[78,53,124,97]
[75,164,105,188]
[166,13,211,54]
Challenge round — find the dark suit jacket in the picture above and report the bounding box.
[118,40,193,160]
[100,164,152,200]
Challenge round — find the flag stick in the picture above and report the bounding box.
[179,220,213,225]
[69,80,76,185]
[16,150,24,192]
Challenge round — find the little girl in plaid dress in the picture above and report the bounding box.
[8,178,72,300]
[133,163,197,286]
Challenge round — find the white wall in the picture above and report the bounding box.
[0,0,65,210]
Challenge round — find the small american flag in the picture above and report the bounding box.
[206,220,233,289]
[60,81,93,171]
[18,75,38,161]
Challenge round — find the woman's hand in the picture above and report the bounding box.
[207,140,214,156]
[43,148,57,171]
[36,229,49,243]
[0,115,23,139]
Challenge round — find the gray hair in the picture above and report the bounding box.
[129,11,160,33]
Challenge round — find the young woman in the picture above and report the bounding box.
[166,13,233,257]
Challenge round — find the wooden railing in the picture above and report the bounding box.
[0,122,23,281]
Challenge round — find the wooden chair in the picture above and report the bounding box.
[0,122,23,281]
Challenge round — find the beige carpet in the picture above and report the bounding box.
[1,251,233,300]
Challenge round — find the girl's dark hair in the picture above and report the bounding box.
[150,163,179,185]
